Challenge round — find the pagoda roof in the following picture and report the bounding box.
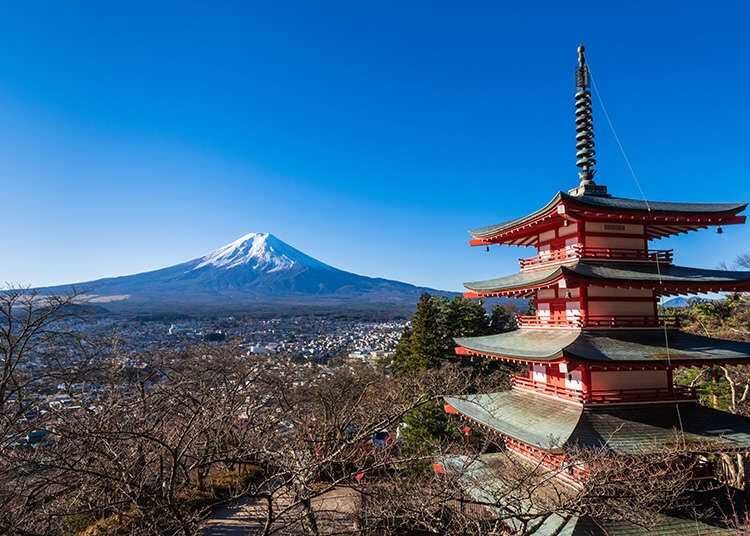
[464,261,750,296]
[441,453,736,535]
[469,192,747,245]
[454,329,750,365]
[443,390,750,454]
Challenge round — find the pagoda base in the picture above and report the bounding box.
[436,452,740,535]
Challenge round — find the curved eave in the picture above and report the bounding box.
[561,192,748,215]
[468,193,564,246]
[463,266,564,298]
[457,343,750,367]
[456,344,566,364]
[455,329,750,365]
[469,192,747,245]
[454,330,578,363]
[568,277,750,297]
[464,262,750,298]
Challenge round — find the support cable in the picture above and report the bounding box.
[588,65,685,436]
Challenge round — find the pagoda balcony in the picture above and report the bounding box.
[519,245,674,270]
[584,314,680,329]
[512,376,697,404]
[516,313,679,329]
[516,314,583,328]
[511,376,585,402]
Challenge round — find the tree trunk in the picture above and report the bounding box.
[720,452,748,490]
[300,497,319,536]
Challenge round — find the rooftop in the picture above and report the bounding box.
[469,192,747,244]
[464,261,750,296]
[454,329,750,364]
[441,453,736,535]
[444,390,750,454]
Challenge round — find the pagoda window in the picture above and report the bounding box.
[565,370,583,391]
[565,301,581,322]
[537,303,551,323]
[539,243,552,260]
[532,364,547,383]
[564,237,579,252]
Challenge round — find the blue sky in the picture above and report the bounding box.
[2,1,749,291]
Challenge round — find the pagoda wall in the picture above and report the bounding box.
[524,363,579,391]
[536,223,579,250]
[590,369,668,391]
[531,220,654,257]
[587,300,655,316]
[580,222,646,251]
[585,285,656,318]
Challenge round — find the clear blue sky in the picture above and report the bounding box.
[3,1,749,291]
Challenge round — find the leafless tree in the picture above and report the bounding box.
[0,291,744,535]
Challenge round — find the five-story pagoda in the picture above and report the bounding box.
[442,46,750,531]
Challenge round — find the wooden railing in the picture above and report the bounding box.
[583,247,673,264]
[584,315,680,328]
[519,245,673,269]
[516,314,679,329]
[516,314,583,328]
[519,247,581,268]
[512,376,697,404]
[586,386,696,403]
[511,376,586,402]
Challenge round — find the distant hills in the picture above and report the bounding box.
[37,233,458,315]
[662,297,691,308]
[662,295,725,308]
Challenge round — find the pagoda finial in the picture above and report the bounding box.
[569,44,609,197]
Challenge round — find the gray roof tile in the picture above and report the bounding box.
[470,192,747,239]
[464,262,750,293]
[444,391,750,454]
[442,453,735,535]
[455,329,750,364]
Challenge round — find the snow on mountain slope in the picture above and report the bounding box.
[36,232,455,312]
[193,233,330,273]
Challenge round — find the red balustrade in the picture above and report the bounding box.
[584,315,680,328]
[511,376,586,402]
[516,314,582,328]
[583,247,673,264]
[512,375,697,404]
[516,313,679,329]
[519,247,581,268]
[519,245,673,269]
[586,386,696,403]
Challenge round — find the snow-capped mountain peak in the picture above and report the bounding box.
[193,232,329,273]
[36,231,454,312]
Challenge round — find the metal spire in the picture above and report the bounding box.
[569,44,609,197]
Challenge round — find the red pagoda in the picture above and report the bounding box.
[442,46,750,533]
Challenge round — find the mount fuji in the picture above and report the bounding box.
[39,233,450,314]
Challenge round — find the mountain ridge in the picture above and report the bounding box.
[37,232,456,313]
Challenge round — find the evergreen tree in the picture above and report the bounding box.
[445,296,490,338]
[390,326,413,372]
[400,401,458,455]
[407,293,446,371]
[489,303,517,334]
